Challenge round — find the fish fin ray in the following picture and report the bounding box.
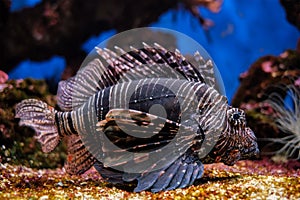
[94,162,124,184]
[15,99,60,153]
[64,135,96,175]
[58,43,221,110]
[96,109,196,175]
[57,77,76,111]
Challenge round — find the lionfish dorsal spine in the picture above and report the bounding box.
[130,46,155,65]
[57,43,221,111]
[193,51,217,89]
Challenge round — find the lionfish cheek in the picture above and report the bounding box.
[215,156,222,163]
[229,149,241,163]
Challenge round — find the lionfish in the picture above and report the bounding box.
[15,43,259,192]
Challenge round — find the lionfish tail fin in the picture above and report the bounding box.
[15,99,60,153]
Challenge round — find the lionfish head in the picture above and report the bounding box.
[210,107,259,166]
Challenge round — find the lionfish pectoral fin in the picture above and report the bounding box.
[97,108,197,143]
[149,156,182,192]
[63,135,96,175]
[95,108,199,192]
[134,153,204,193]
[164,154,203,191]
[15,99,60,153]
[94,162,125,184]
[96,109,180,168]
[133,168,167,192]
[96,108,161,135]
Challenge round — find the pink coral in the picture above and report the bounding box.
[295,77,300,86]
[261,61,273,73]
[0,70,8,84]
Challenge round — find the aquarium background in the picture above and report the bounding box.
[1,1,300,198]
[7,0,299,102]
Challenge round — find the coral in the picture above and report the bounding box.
[261,85,300,160]
[231,47,300,154]
[232,49,300,107]
[0,78,66,168]
[0,70,8,84]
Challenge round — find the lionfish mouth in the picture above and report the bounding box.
[223,149,241,166]
[222,145,260,166]
[241,146,260,160]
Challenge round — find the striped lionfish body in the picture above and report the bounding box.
[15,43,259,193]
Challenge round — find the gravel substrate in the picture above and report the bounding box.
[0,157,299,199]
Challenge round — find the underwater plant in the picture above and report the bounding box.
[262,84,300,160]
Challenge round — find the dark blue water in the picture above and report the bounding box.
[8,0,299,102]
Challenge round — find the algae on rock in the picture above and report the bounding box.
[232,47,300,157]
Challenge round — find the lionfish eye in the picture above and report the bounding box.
[233,113,240,120]
[228,108,246,126]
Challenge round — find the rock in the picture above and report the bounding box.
[280,0,300,30]
[231,47,300,154]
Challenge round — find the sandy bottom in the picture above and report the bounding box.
[0,157,299,199]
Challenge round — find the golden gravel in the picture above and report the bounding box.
[0,158,299,200]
